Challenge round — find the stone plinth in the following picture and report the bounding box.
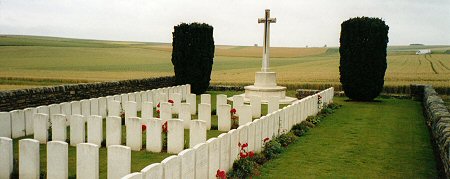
[239,72,296,104]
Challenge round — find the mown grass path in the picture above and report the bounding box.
[258,97,438,178]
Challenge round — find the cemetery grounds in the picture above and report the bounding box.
[1,35,448,177]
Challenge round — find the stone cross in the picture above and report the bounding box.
[258,9,277,72]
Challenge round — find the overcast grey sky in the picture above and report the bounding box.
[0,0,449,47]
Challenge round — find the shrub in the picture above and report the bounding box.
[252,152,267,165]
[292,122,311,137]
[276,132,298,147]
[306,116,320,125]
[339,17,389,101]
[228,158,258,178]
[262,139,283,160]
[171,23,215,94]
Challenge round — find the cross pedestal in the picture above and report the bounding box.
[235,9,297,104]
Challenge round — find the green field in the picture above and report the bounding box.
[258,97,438,178]
[0,35,449,91]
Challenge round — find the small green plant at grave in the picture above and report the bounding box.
[228,142,258,178]
[292,122,311,137]
[230,108,239,129]
[162,121,168,152]
[262,138,283,160]
[276,132,298,147]
[306,116,321,125]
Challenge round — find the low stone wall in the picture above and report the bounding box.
[0,76,176,112]
[415,85,450,177]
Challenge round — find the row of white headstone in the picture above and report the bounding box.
[0,87,333,178]
[0,84,191,139]
[125,87,334,179]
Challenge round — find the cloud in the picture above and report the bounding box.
[0,0,449,46]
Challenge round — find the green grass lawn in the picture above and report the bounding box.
[258,97,438,178]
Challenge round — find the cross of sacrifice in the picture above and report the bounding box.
[258,9,277,72]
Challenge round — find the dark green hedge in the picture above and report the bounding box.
[171,23,215,94]
[339,17,389,101]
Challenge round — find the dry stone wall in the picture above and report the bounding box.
[413,84,450,177]
[0,77,176,112]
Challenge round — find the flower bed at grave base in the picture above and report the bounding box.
[120,87,335,178]
[416,85,450,178]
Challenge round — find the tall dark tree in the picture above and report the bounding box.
[339,17,389,101]
[171,23,215,94]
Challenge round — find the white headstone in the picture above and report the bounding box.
[253,119,262,152]
[126,117,142,151]
[160,102,172,122]
[232,95,244,110]
[61,102,72,116]
[141,163,163,179]
[114,95,121,103]
[247,122,255,152]
[238,105,252,126]
[200,94,211,105]
[10,110,25,138]
[108,145,131,179]
[267,96,280,114]
[49,104,61,118]
[0,112,11,138]
[207,138,220,179]
[51,114,67,142]
[121,94,129,110]
[90,98,99,116]
[37,105,50,115]
[171,93,182,114]
[250,96,262,118]
[186,94,197,115]
[71,101,81,115]
[218,104,231,131]
[167,119,184,154]
[198,103,211,130]
[151,89,158,108]
[186,84,191,95]
[99,97,107,118]
[0,137,13,178]
[19,139,40,179]
[278,109,286,134]
[47,141,68,179]
[106,116,122,147]
[273,111,280,137]
[81,99,91,117]
[216,94,228,111]
[77,143,99,179]
[108,100,121,117]
[178,149,195,179]
[179,103,191,129]
[141,91,148,103]
[147,118,162,152]
[125,101,137,125]
[87,115,103,146]
[122,172,143,179]
[228,129,240,165]
[267,114,274,139]
[161,155,181,179]
[238,125,248,145]
[134,92,142,111]
[24,108,37,135]
[69,115,85,146]
[106,96,115,113]
[261,116,269,140]
[128,93,136,102]
[141,102,153,120]
[33,113,49,144]
[159,93,168,105]
[189,120,206,148]
[193,143,208,179]
[218,133,230,172]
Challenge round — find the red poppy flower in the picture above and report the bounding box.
[241,143,248,149]
[142,125,147,132]
[230,108,237,114]
[156,110,160,113]
[248,151,254,158]
[168,99,174,103]
[216,169,226,179]
[263,137,270,143]
[157,103,160,108]
[240,152,248,159]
